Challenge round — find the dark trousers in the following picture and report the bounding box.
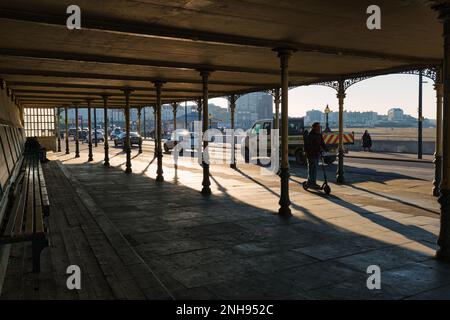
[307,157,319,184]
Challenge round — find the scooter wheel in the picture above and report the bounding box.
[302,181,309,191]
[324,185,331,195]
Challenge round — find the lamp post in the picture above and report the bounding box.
[418,70,428,160]
[324,104,331,132]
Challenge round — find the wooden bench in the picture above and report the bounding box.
[0,148,50,272]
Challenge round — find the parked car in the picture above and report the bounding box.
[79,129,88,142]
[163,131,199,153]
[72,128,87,141]
[114,132,142,147]
[83,131,105,143]
[110,128,122,140]
[68,127,79,137]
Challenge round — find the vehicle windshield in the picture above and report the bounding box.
[288,120,304,135]
[251,123,263,134]
[171,130,189,140]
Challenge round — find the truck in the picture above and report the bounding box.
[242,118,355,165]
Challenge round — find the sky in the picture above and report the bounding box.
[209,74,437,120]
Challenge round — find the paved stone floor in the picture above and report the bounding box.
[1,140,449,299]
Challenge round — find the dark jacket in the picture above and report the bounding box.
[362,132,372,148]
[305,131,327,159]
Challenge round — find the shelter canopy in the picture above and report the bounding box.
[0,0,443,108]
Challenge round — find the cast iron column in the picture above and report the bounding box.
[434,68,444,197]
[274,88,280,129]
[143,107,147,139]
[154,82,164,182]
[94,107,98,147]
[276,48,294,217]
[56,107,61,152]
[124,90,132,174]
[229,94,237,169]
[200,71,212,196]
[102,95,110,167]
[418,70,424,159]
[153,106,157,156]
[172,102,179,155]
[172,102,178,133]
[336,78,346,184]
[64,105,69,154]
[184,101,188,129]
[197,98,202,122]
[435,2,450,262]
[74,103,80,158]
[137,106,142,154]
[87,99,93,162]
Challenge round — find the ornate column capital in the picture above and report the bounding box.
[273,47,297,58]
[337,91,346,99]
[85,98,94,106]
[227,94,240,109]
[101,94,110,102]
[274,96,281,105]
[274,48,297,73]
[152,81,165,89]
[435,81,444,94]
[122,88,133,96]
[198,69,213,78]
[431,1,450,21]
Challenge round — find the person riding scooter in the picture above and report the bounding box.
[305,122,328,188]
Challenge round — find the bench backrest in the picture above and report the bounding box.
[0,126,25,189]
[0,124,25,217]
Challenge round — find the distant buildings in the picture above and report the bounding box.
[305,110,323,124]
[234,92,273,129]
[305,107,434,128]
[305,109,378,127]
[64,100,434,133]
[388,108,404,121]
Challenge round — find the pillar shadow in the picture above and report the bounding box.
[31,158,448,300]
[348,184,438,215]
[322,193,437,250]
[233,167,279,198]
[291,162,427,185]
[232,165,437,250]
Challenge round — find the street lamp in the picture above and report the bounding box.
[418,70,428,160]
[324,104,331,132]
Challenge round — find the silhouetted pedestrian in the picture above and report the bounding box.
[305,122,327,188]
[362,130,372,152]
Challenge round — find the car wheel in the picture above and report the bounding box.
[164,144,170,153]
[114,141,118,147]
[244,147,250,163]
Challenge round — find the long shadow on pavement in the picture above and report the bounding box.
[46,159,450,299]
